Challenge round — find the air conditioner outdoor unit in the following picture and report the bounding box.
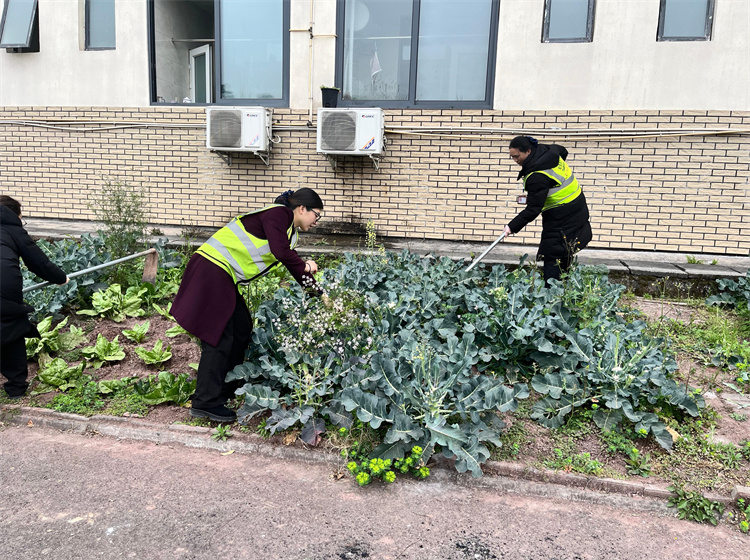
[316,108,384,156]
[206,107,272,163]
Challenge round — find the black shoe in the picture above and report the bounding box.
[5,393,24,400]
[190,405,236,423]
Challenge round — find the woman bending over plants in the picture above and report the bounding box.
[171,188,325,422]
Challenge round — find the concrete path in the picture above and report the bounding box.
[1,422,747,560]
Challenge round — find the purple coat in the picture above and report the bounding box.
[171,206,315,346]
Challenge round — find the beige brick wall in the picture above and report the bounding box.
[1,107,748,255]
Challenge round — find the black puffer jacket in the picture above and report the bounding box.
[1,206,66,343]
[508,143,592,261]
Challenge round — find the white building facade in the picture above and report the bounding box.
[1,0,748,254]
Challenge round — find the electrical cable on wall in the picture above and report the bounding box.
[1,119,747,143]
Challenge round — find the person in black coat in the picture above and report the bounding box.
[1,196,68,398]
[503,136,592,284]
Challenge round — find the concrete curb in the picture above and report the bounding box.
[2,404,742,513]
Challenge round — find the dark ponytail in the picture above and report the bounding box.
[509,136,538,152]
[274,187,323,210]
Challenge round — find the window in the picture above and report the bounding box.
[0,0,39,52]
[657,0,714,41]
[543,0,595,43]
[336,0,499,108]
[148,0,289,106]
[86,0,116,50]
[217,0,289,103]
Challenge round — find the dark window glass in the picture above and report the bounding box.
[86,0,116,49]
[658,0,714,41]
[543,0,595,43]
[195,52,208,103]
[338,0,498,108]
[0,0,38,48]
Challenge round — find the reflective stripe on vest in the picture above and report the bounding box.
[523,157,582,212]
[195,204,299,284]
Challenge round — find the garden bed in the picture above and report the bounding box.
[10,238,750,532]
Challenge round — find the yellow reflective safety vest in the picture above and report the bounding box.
[195,204,298,284]
[524,157,582,212]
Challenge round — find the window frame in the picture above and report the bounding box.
[0,0,39,50]
[213,0,290,107]
[542,0,596,44]
[85,0,116,51]
[334,0,500,110]
[657,0,715,42]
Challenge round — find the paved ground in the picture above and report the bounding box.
[1,423,748,560]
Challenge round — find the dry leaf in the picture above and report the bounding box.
[665,425,681,442]
[27,420,33,427]
[283,430,299,446]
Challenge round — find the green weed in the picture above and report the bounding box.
[667,485,725,525]
[89,177,149,261]
[212,425,233,441]
[48,381,105,415]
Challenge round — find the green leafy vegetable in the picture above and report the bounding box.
[122,321,150,343]
[81,334,126,368]
[135,340,172,366]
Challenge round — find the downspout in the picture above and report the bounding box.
[309,0,314,124]
[291,0,337,126]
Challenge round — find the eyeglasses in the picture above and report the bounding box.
[21,218,28,227]
[310,209,321,221]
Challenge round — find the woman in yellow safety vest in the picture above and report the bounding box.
[171,188,324,422]
[503,136,592,284]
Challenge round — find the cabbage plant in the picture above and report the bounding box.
[229,250,704,476]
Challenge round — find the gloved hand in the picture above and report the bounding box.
[321,293,332,310]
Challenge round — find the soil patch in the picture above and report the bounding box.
[28,314,200,384]
[630,298,701,323]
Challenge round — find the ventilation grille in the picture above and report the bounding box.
[209,110,242,148]
[320,111,357,152]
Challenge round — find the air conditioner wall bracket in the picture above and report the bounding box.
[213,151,232,166]
[369,154,382,170]
[211,150,271,167]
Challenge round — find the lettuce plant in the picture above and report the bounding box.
[122,321,150,343]
[135,340,172,366]
[78,284,146,322]
[81,334,126,368]
[133,371,195,406]
[26,316,86,361]
[33,358,86,393]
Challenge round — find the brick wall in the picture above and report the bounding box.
[1,107,748,255]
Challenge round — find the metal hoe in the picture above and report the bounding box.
[465,232,506,272]
[23,248,159,293]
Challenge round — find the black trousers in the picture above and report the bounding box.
[193,292,253,410]
[0,337,29,397]
[543,254,574,285]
